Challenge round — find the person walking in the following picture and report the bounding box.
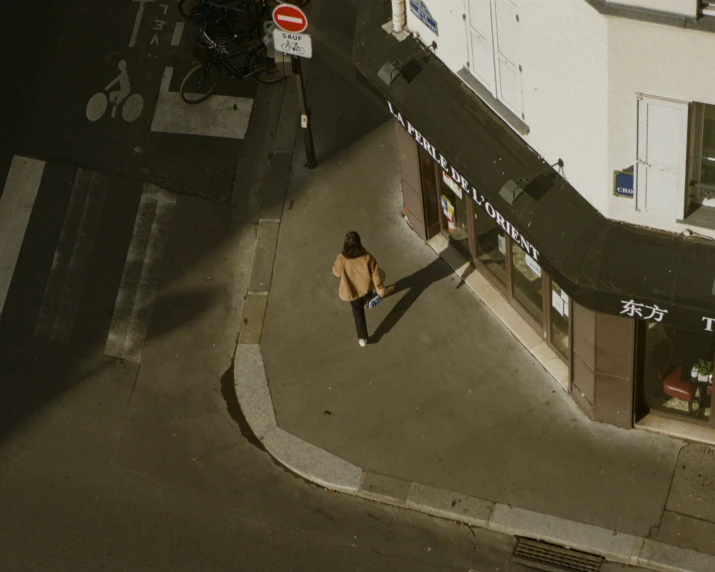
[332,231,386,347]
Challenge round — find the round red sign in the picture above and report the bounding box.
[272,4,308,34]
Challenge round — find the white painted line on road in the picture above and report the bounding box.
[150,67,254,140]
[35,169,108,343]
[105,184,176,363]
[0,156,45,320]
[130,0,156,47]
[171,21,184,46]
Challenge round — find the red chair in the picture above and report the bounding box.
[661,365,697,412]
[651,341,697,412]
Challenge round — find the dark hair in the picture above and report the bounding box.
[342,231,367,259]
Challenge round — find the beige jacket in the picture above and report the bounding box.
[332,253,384,302]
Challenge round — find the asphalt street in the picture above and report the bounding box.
[0,0,521,570]
[0,1,659,571]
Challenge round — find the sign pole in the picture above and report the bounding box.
[292,55,317,169]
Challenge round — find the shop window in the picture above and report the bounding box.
[635,96,688,218]
[439,171,471,258]
[643,323,713,422]
[473,205,507,286]
[464,0,523,117]
[511,241,543,324]
[688,102,715,210]
[550,281,569,359]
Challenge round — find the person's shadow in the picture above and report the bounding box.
[370,257,472,343]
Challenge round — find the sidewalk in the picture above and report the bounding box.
[233,52,715,572]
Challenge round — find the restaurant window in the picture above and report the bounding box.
[511,240,543,324]
[643,322,713,423]
[438,171,471,258]
[689,102,715,211]
[550,281,569,359]
[473,205,507,286]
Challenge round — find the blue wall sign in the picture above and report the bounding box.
[614,167,634,198]
[410,0,438,36]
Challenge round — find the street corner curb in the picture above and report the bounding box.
[638,539,715,572]
[232,342,364,493]
[261,426,364,494]
[233,343,276,440]
[406,483,494,528]
[357,472,411,506]
[488,504,642,566]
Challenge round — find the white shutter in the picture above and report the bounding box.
[635,97,689,218]
[493,0,523,116]
[465,0,496,94]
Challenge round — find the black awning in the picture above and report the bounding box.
[354,0,715,333]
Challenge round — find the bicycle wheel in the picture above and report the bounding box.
[180,62,222,103]
[250,50,288,83]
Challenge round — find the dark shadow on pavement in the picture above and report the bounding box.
[370,257,454,343]
[455,264,475,289]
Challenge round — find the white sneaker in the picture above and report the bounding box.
[358,338,367,347]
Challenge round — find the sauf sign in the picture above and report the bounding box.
[387,101,540,262]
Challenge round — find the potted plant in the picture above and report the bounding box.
[694,359,713,382]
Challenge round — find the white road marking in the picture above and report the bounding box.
[171,21,184,46]
[105,185,176,363]
[35,169,108,343]
[130,0,156,48]
[276,15,303,24]
[150,67,254,139]
[0,156,44,319]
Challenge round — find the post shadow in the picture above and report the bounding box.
[370,257,457,343]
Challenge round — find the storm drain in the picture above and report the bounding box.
[511,537,603,572]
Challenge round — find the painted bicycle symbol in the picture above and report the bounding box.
[86,60,144,122]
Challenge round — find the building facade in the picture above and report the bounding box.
[355,0,715,440]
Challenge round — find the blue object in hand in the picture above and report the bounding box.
[368,294,382,308]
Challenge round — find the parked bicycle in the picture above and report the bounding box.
[179,31,287,104]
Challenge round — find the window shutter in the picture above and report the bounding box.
[636,97,689,218]
[465,0,496,94]
[493,0,523,116]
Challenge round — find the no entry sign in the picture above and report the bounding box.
[272,3,308,34]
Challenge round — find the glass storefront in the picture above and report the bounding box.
[438,171,471,258]
[550,282,570,359]
[642,323,713,423]
[474,208,507,286]
[429,160,570,365]
[511,242,543,324]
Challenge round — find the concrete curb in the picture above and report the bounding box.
[233,340,715,572]
[231,76,715,572]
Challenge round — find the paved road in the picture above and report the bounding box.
[0,0,658,570]
[0,1,518,571]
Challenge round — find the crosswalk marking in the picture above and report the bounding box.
[150,67,254,139]
[0,156,45,320]
[105,184,176,363]
[35,169,108,343]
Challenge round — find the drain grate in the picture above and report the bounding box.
[511,537,603,572]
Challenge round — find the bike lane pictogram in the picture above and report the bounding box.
[9,0,259,202]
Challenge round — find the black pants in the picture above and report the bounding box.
[350,293,372,340]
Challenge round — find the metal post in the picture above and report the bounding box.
[292,56,318,169]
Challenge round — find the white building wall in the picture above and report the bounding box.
[606,18,715,233]
[402,0,715,236]
[405,0,611,214]
[404,1,466,73]
[518,0,609,214]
